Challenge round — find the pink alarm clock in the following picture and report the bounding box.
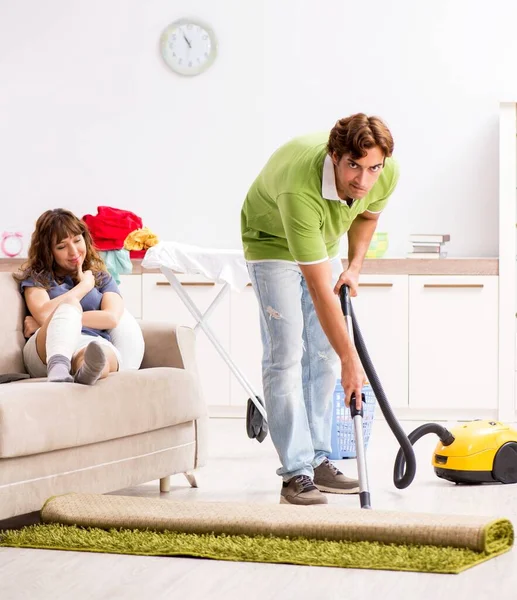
[1,231,23,257]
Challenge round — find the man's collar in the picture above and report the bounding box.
[322,154,349,204]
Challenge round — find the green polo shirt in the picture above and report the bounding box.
[241,132,399,263]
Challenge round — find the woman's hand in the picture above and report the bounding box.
[76,263,95,293]
[23,315,40,338]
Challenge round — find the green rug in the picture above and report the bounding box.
[0,521,512,574]
[1,493,512,574]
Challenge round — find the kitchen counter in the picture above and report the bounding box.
[0,257,499,276]
[344,257,498,275]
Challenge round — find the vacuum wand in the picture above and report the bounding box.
[339,284,458,494]
[340,285,372,510]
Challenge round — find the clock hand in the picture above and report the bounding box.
[182,33,192,49]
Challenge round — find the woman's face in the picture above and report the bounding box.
[52,232,87,274]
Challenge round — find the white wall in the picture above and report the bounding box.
[1,0,516,258]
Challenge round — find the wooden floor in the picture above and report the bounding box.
[1,417,516,600]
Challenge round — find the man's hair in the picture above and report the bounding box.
[327,113,394,162]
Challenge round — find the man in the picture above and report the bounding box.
[241,113,399,505]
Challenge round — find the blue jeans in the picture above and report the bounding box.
[247,259,342,481]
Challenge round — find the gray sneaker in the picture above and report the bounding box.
[280,475,328,505]
[314,458,360,494]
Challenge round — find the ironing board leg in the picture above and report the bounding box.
[159,476,170,493]
[160,266,268,421]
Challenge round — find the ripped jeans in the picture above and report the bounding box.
[247,259,342,481]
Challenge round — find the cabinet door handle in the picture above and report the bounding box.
[358,283,394,288]
[423,284,484,288]
[156,281,215,287]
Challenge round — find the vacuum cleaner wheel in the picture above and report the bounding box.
[492,442,517,484]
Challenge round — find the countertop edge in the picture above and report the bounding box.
[0,257,499,276]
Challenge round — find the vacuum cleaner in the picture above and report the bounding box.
[340,285,517,509]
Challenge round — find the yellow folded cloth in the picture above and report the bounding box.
[124,227,159,251]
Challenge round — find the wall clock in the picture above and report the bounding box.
[160,18,217,77]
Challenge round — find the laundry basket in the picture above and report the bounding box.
[329,379,376,459]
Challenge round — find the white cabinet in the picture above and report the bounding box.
[141,273,231,407]
[351,275,409,408]
[498,102,517,420]
[118,267,501,417]
[229,285,263,406]
[227,275,409,410]
[118,274,142,319]
[408,276,498,412]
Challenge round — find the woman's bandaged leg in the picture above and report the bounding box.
[46,303,82,383]
[109,309,145,370]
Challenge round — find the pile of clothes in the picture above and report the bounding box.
[82,206,159,283]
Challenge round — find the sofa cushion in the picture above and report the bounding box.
[0,272,27,374]
[0,368,205,458]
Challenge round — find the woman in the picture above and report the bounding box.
[15,208,133,384]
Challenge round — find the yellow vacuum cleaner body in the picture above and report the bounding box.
[433,420,517,484]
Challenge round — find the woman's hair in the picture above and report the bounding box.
[14,208,107,289]
[327,113,394,162]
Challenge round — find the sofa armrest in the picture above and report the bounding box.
[139,321,198,372]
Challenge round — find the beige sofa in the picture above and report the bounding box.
[0,272,207,520]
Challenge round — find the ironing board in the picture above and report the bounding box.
[142,241,268,442]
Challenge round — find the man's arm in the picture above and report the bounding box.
[298,261,365,409]
[347,210,380,271]
[333,210,380,296]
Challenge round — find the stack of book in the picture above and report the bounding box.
[408,234,450,258]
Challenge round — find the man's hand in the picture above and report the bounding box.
[341,349,366,410]
[333,267,360,297]
[23,315,40,338]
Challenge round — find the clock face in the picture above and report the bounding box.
[160,19,217,76]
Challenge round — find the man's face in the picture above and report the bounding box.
[332,145,385,200]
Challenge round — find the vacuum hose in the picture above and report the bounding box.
[341,287,455,489]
